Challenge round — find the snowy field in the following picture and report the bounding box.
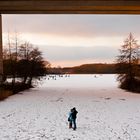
[0,74,140,140]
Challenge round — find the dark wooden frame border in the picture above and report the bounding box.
[0,0,140,14]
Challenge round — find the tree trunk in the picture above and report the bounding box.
[28,76,32,87]
[22,76,27,84]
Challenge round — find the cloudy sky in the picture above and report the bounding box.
[2,14,140,67]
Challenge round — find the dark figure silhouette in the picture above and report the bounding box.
[71,107,78,130]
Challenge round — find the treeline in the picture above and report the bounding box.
[63,63,117,74]
[49,63,140,74]
[2,33,50,94]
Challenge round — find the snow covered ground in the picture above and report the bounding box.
[0,74,140,140]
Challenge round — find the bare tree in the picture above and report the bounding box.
[7,31,11,59]
[4,32,50,90]
[116,33,140,92]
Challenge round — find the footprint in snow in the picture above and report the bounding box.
[92,100,100,102]
[119,99,126,101]
[105,97,111,100]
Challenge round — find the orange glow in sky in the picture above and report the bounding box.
[3,14,140,67]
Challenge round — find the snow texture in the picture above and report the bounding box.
[0,74,140,140]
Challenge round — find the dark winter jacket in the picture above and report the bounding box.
[71,110,78,120]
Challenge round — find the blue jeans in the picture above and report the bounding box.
[72,119,77,130]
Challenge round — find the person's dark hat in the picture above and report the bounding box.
[73,107,76,110]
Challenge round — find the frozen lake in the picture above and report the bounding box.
[41,74,118,88]
[0,74,140,140]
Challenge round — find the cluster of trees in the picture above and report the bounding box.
[116,33,140,92]
[48,66,63,74]
[61,64,117,74]
[3,33,50,90]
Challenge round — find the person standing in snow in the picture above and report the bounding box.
[71,107,78,130]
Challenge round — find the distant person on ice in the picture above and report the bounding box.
[68,107,78,130]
